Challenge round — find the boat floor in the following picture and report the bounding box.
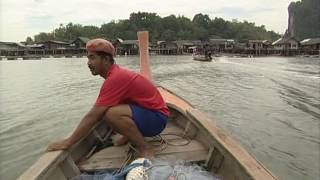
[78,121,208,172]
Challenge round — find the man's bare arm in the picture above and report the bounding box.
[47,105,108,151]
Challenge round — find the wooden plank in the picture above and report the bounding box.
[149,121,194,143]
[138,31,152,80]
[183,121,198,138]
[18,120,111,180]
[17,151,68,180]
[80,157,127,171]
[79,139,208,171]
[79,145,130,171]
[161,121,184,135]
[60,156,80,178]
[45,167,67,180]
[156,139,207,157]
[159,87,193,113]
[204,147,215,168]
[186,109,278,180]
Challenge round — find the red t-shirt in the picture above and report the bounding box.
[95,64,170,116]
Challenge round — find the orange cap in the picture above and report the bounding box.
[86,38,115,57]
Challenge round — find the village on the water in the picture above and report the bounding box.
[0,36,319,60]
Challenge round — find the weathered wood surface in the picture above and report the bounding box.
[79,139,208,171]
[79,145,131,171]
[159,87,193,113]
[18,87,277,180]
[187,108,278,180]
[17,151,67,180]
[79,122,208,171]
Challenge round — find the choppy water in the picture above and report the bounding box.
[0,56,319,180]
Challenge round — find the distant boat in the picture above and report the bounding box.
[192,54,213,61]
[191,45,213,62]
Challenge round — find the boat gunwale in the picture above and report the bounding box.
[186,109,278,180]
[17,122,107,180]
[160,86,277,180]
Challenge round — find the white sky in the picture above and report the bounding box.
[0,0,295,42]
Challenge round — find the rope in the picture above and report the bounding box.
[114,148,135,174]
[115,132,191,175]
[160,133,191,146]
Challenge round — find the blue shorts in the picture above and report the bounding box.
[130,104,168,137]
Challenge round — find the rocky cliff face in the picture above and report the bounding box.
[287,0,320,40]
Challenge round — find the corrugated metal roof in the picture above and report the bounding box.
[300,38,320,45]
[38,40,69,44]
[272,38,283,45]
[78,37,90,43]
[272,37,299,45]
[209,39,235,44]
[0,41,26,50]
[121,40,138,45]
[248,40,269,44]
[49,40,69,44]
[25,44,44,48]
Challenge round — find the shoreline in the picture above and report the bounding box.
[1,53,319,61]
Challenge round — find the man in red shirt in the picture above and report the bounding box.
[47,39,170,158]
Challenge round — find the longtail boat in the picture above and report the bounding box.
[192,54,213,61]
[18,31,277,180]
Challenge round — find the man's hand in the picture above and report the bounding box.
[47,139,72,152]
[46,106,107,152]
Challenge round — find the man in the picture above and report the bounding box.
[47,38,170,158]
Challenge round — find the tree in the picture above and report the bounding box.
[31,12,281,43]
[25,37,34,44]
[34,32,54,42]
[192,26,209,40]
[53,24,67,40]
[192,13,211,29]
[80,25,100,39]
[162,29,175,41]
[209,17,229,38]
[65,23,82,41]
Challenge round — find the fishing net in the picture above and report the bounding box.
[71,172,116,180]
[71,158,221,180]
[148,159,221,180]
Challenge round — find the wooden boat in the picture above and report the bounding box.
[18,32,277,180]
[192,54,212,62]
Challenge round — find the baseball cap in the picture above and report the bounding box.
[86,38,115,57]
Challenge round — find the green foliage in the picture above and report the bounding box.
[291,0,320,40]
[34,32,54,42]
[32,12,281,43]
[192,13,211,29]
[25,37,34,44]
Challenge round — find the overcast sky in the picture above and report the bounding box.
[0,0,295,42]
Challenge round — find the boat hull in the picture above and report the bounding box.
[193,55,212,61]
[18,87,277,180]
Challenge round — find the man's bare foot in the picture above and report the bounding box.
[113,135,129,146]
[138,145,155,160]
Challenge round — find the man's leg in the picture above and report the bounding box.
[113,134,129,146]
[104,104,154,158]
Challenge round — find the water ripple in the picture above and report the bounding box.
[1,57,319,180]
